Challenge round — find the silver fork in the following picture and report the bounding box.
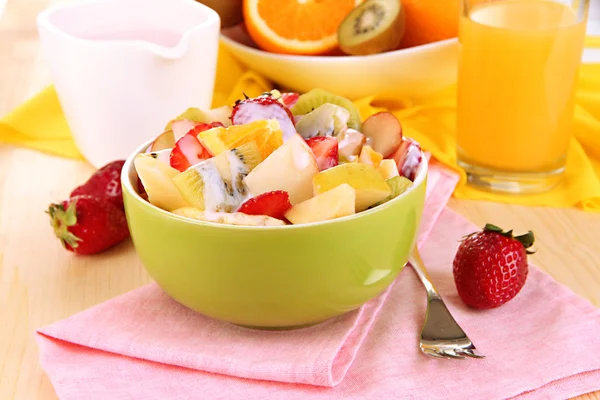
[408,247,485,360]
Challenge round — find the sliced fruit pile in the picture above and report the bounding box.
[136,88,423,227]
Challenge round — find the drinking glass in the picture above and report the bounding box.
[456,0,589,193]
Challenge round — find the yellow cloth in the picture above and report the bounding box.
[2,44,600,211]
[0,88,81,158]
[585,35,600,48]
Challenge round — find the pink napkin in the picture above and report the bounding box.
[36,162,600,400]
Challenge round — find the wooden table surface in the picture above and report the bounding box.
[1,1,599,399]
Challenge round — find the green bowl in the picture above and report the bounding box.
[122,140,428,328]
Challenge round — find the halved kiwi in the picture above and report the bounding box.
[290,88,362,130]
[337,0,405,56]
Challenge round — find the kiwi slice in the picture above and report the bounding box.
[291,88,362,131]
[337,0,405,56]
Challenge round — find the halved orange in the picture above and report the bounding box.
[243,0,362,55]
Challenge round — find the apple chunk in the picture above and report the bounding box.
[337,128,366,158]
[149,130,175,152]
[313,163,391,212]
[165,106,233,131]
[361,112,403,158]
[358,145,383,168]
[285,184,356,225]
[134,154,189,211]
[378,159,400,180]
[147,149,171,166]
[244,134,319,205]
[171,119,197,140]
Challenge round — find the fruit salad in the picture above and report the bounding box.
[134,89,423,227]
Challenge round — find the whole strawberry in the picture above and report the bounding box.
[70,160,126,210]
[48,195,130,255]
[453,224,535,309]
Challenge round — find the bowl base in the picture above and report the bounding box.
[234,320,329,331]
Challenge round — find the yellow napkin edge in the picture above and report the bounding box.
[0,85,83,159]
[0,121,82,159]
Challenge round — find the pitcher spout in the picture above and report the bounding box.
[145,0,221,60]
[146,10,221,61]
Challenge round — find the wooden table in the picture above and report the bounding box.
[1,1,599,399]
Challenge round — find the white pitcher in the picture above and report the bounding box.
[0,0,6,22]
[37,0,220,168]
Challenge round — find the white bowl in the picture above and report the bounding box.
[220,25,458,100]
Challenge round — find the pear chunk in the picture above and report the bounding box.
[313,163,391,211]
[285,184,356,225]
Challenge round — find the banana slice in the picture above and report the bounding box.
[172,207,285,226]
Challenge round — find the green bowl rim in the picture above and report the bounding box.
[121,138,428,231]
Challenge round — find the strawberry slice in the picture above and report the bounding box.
[305,136,339,171]
[231,94,296,141]
[169,124,215,172]
[387,139,422,181]
[280,92,299,108]
[171,120,223,141]
[237,191,292,221]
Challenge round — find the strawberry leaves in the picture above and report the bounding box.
[47,200,82,249]
[483,223,536,254]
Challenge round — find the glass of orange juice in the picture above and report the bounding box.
[456,0,589,193]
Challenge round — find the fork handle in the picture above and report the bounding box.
[409,246,442,300]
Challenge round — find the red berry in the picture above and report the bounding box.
[169,125,214,172]
[305,136,339,171]
[47,195,130,255]
[453,224,535,309]
[70,160,125,210]
[280,92,299,108]
[231,94,296,141]
[238,191,292,221]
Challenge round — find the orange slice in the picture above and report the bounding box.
[243,0,361,55]
[197,119,284,160]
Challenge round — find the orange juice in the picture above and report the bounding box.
[457,0,587,174]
